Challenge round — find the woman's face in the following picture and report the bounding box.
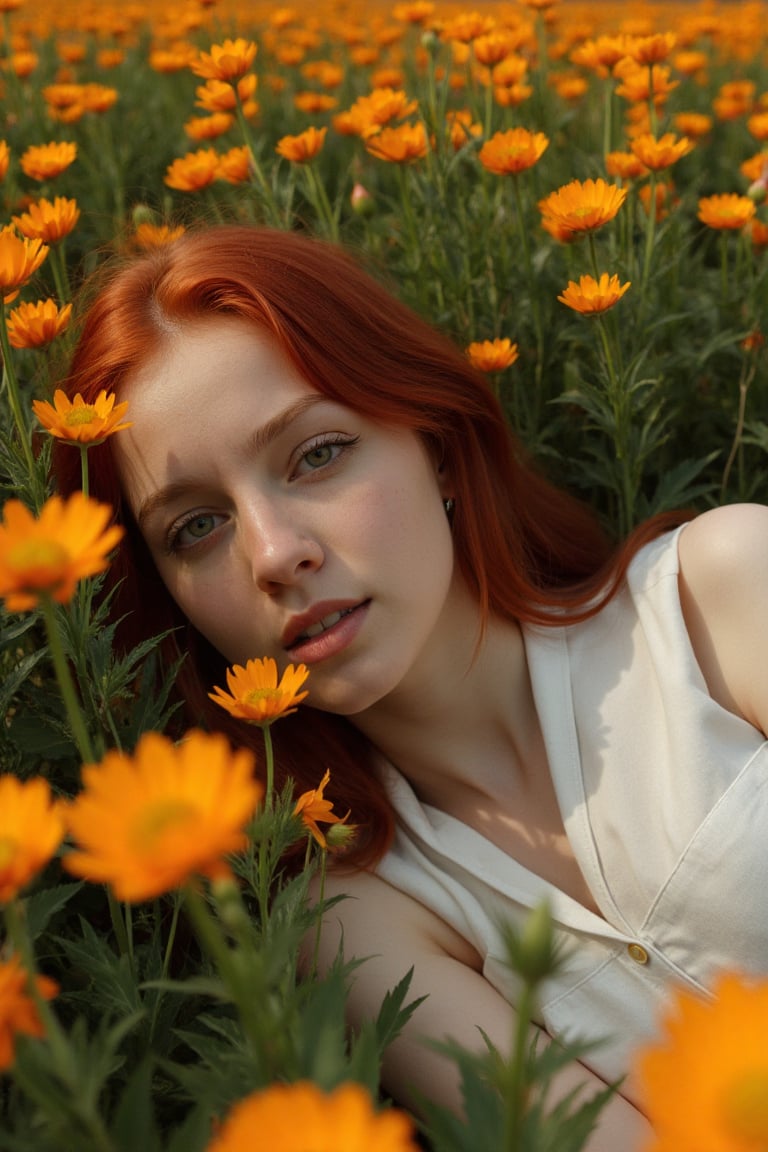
[113,315,466,718]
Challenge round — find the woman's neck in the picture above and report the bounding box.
[351,611,543,809]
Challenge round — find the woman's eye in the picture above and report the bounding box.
[170,512,222,551]
[303,443,335,469]
[294,436,357,477]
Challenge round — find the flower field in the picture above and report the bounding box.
[0,0,767,1149]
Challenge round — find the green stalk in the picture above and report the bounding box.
[0,302,41,506]
[512,175,544,429]
[232,90,280,224]
[640,168,658,308]
[596,315,634,534]
[303,162,338,241]
[503,981,535,1150]
[720,357,756,501]
[4,901,118,1152]
[257,722,276,929]
[40,593,93,765]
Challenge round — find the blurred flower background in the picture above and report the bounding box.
[0,0,766,1148]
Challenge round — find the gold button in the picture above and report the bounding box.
[627,943,649,965]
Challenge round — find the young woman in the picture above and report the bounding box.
[53,225,768,1149]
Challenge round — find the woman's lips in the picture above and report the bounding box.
[285,600,370,664]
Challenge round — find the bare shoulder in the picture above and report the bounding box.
[677,503,768,732]
[310,865,481,969]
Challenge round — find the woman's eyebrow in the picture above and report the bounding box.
[136,393,330,529]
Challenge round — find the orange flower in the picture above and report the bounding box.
[570,34,634,76]
[629,132,695,172]
[217,146,251,183]
[206,1081,419,1152]
[19,141,77,181]
[0,140,9,182]
[549,73,589,103]
[0,956,58,1072]
[33,388,131,444]
[444,109,482,151]
[636,972,768,1152]
[747,112,768,142]
[0,228,49,295]
[541,216,578,244]
[6,51,38,80]
[558,273,631,314]
[539,177,627,234]
[673,50,709,78]
[623,31,677,65]
[294,91,338,114]
[466,338,519,372]
[478,127,549,175]
[340,88,420,138]
[673,112,713,140]
[63,730,262,903]
[492,55,529,87]
[365,122,428,163]
[12,196,80,243]
[697,193,756,231]
[184,112,235,141]
[741,151,768,185]
[195,74,258,114]
[209,657,309,725]
[7,300,72,349]
[133,223,186,249]
[441,11,495,42]
[748,218,768,248]
[293,770,349,849]
[276,126,327,164]
[614,60,678,105]
[473,30,518,67]
[605,150,649,181]
[493,83,533,109]
[392,0,435,22]
[0,775,65,903]
[191,38,257,83]
[80,84,118,114]
[164,149,219,192]
[0,493,123,611]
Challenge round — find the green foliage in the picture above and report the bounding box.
[0,1,767,1148]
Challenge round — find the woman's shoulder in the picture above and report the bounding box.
[677,503,768,733]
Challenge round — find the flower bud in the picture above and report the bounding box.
[747,178,767,203]
[350,182,375,216]
[503,900,561,986]
[325,820,358,852]
[131,202,157,227]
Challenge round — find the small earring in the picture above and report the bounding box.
[443,497,455,518]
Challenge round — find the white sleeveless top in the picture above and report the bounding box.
[375,527,768,1082]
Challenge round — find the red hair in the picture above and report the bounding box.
[53,225,688,866]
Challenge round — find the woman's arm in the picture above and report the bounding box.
[678,502,768,735]
[305,868,653,1150]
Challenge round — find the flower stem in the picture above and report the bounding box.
[720,357,756,501]
[0,302,41,506]
[504,981,535,1151]
[39,593,93,765]
[4,900,118,1152]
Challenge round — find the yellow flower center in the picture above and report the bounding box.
[135,801,196,849]
[244,688,278,705]
[0,837,18,868]
[65,406,98,426]
[722,1069,768,1143]
[8,539,68,572]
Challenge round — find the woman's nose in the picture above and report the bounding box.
[240,499,323,592]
